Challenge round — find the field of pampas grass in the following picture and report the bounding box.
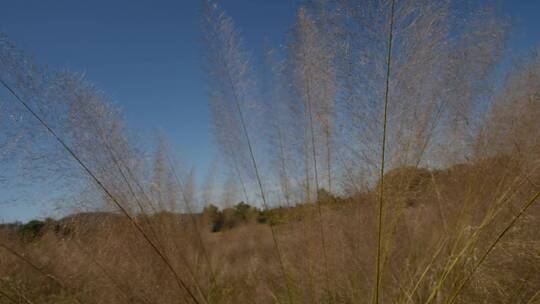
[1,0,540,303]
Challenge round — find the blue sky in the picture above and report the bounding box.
[0,0,297,168]
[0,0,298,222]
[1,0,539,222]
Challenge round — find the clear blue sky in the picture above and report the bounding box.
[1,0,539,222]
[0,0,298,222]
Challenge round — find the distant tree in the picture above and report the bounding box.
[233,201,252,221]
[19,220,45,240]
[203,204,224,232]
[317,188,338,204]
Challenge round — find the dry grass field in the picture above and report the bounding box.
[1,0,539,303]
[1,155,539,303]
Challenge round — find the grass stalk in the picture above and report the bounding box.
[225,69,294,303]
[102,140,210,303]
[0,242,82,304]
[0,289,18,304]
[447,189,540,304]
[526,288,540,304]
[165,154,218,289]
[373,0,396,303]
[71,239,151,304]
[0,77,202,304]
[304,70,332,300]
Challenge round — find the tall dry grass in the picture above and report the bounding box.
[1,0,540,304]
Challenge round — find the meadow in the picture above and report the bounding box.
[1,0,539,303]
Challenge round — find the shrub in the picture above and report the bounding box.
[203,204,224,232]
[233,201,254,222]
[317,188,339,205]
[18,220,46,240]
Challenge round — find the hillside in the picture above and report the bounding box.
[1,156,538,303]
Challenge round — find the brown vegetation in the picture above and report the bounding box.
[1,0,540,303]
[1,154,539,303]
